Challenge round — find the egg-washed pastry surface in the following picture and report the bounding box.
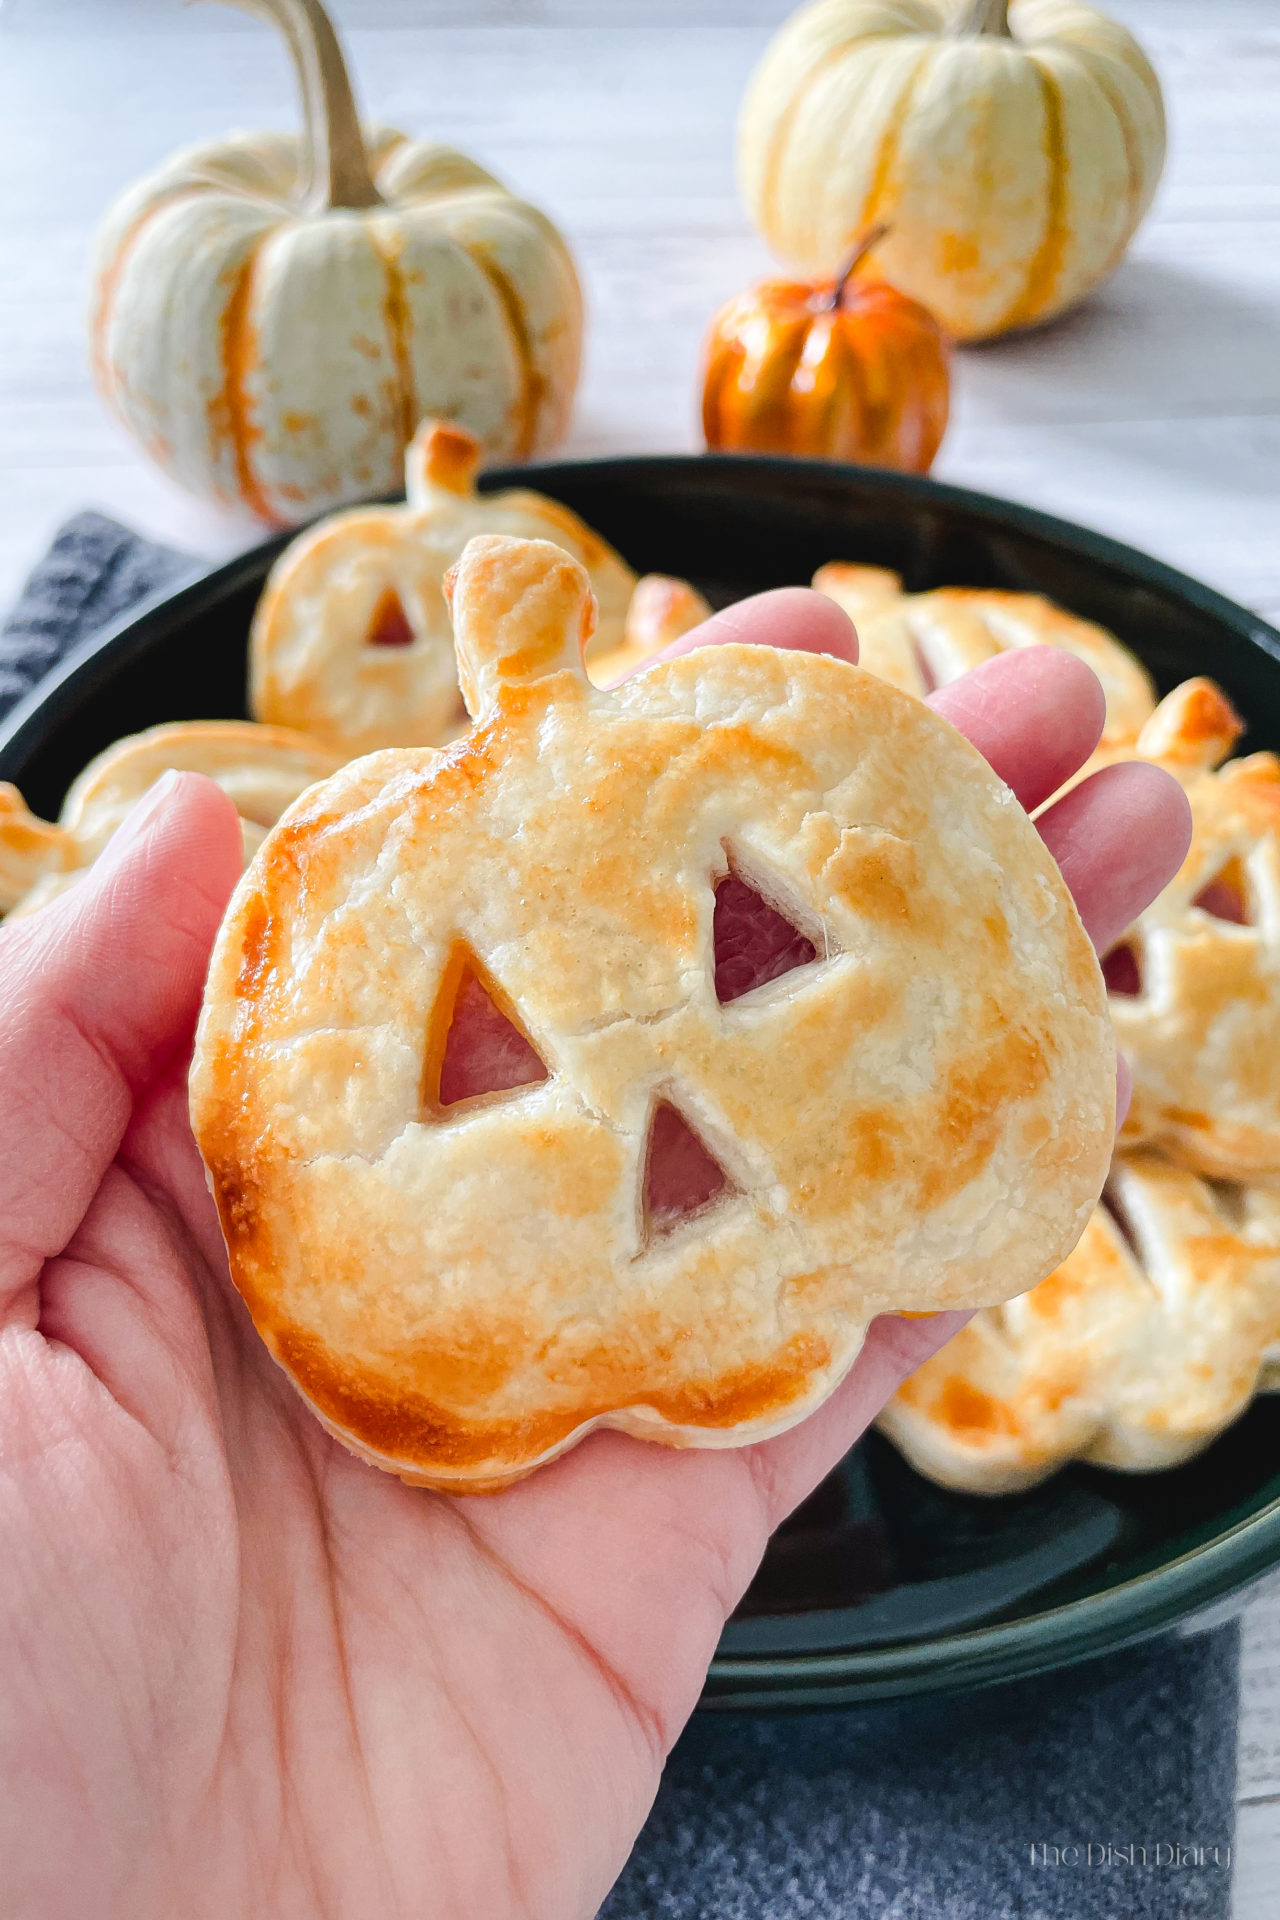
[0,720,342,920]
[1106,679,1280,1180]
[880,1151,1280,1493]
[191,533,1113,1494]
[249,416,637,757]
[813,570,1156,756]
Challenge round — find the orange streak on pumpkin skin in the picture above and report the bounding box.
[214,243,279,524]
[472,252,542,458]
[367,226,418,456]
[1002,61,1069,331]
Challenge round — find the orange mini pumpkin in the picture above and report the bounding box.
[701,229,949,474]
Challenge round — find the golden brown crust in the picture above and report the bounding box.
[1107,680,1280,1178]
[249,417,637,756]
[0,721,341,917]
[850,586,1156,752]
[811,561,904,625]
[879,1150,1280,1491]
[193,534,1113,1492]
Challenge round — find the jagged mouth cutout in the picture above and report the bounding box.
[421,856,829,1241]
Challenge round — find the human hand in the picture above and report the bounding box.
[0,590,1189,1920]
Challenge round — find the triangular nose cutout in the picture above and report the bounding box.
[427,950,548,1111]
[713,869,817,1004]
[366,586,416,648]
[643,1100,736,1240]
[1192,855,1250,924]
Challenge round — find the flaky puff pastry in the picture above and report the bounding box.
[249,416,637,758]
[1106,679,1280,1179]
[814,576,1155,758]
[879,1151,1280,1492]
[191,534,1113,1494]
[0,721,342,920]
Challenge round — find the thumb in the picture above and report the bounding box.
[0,772,242,1318]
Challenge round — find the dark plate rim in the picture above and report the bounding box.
[7,452,1280,1707]
[5,454,1280,775]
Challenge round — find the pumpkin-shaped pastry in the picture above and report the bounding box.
[879,1151,1280,1492]
[812,561,904,626]
[851,587,1155,754]
[701,231,950,473]
[249,418,636,756]
[1105,680,1280,1180]
[191,533,1113,1493]
[89,0,582,523]
[0,721,341,920]
[738,0,1166,342]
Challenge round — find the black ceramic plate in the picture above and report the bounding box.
[4,455,1280,1710]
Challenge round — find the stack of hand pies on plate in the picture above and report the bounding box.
[6,419,1267,1495]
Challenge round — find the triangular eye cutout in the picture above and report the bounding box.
[643,1100,737,1241]
[1192,855,1250,924]
[366,586,416,648]
[1101,1188,1144,1268]
[425,950,548,1112]
[909,633,941,695]
[1102,940,1143,997]
[713,868,818,1004]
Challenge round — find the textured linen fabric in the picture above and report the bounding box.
[0,517,1242,1920]
[0,510,192,720]
[603,1631,1239,1920]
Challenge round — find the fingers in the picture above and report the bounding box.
[742,1312,974,1531]
[0,773,243,1322]
[652,586,859,668]
[1037,760,1192,953]
[928,647,1105,812]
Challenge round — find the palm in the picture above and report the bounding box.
[0,595,1189,1920]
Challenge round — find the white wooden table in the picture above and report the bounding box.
[1,1,1277,1910]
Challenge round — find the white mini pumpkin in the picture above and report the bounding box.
[737,0,1166,342]
[89,0,582,523]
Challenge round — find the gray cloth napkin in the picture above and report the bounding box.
[2,517,1242,1920]
[602,1631,1239,1919]
[0,510,192,719]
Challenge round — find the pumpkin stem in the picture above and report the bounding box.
[829,222,890,309]
[957,0,1012,34]
[211,0,383,210]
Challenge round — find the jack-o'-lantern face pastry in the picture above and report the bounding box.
[249,416,637,757]
[0,721,341,919]
[1106,679,1280,1179]
[831,584,1155,757]
[191,534,1113,1493]
[879,1150,1280,1492]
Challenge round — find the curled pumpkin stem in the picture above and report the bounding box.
[211,0,383,211]
[958,0,1013,36]
[829,221,891,310]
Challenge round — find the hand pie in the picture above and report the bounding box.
[824,583,1155,756]
[0,721,340,919]
[191,534,1113,1493]
[811,561,905,625]
[249,416,637,756]
[879,1150,1280,1492]
[1106,679,1280,1179]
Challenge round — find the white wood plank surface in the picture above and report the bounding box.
[0,1,1277,1910]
